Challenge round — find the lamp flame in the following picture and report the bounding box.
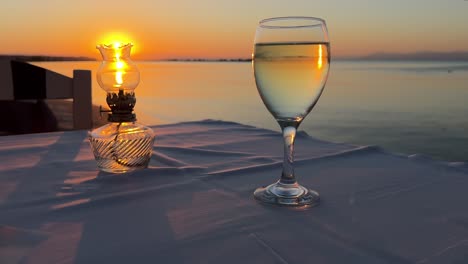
[317,44,323,69]
[115,71,123,86]
[112,42,125,87]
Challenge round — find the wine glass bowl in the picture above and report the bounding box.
[252,17,330,207]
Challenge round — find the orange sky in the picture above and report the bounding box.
[1,0,468,60]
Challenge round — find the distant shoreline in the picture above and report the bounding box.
[0,55,95,62]
[160,51,468,62]
[163,58,251,62]
[2,51,468,62]
[340,51,468,62]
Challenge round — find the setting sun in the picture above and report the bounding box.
[96,32,139,55]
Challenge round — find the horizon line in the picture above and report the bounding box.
[3,50,468,62]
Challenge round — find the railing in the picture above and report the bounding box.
[0,60,92,131]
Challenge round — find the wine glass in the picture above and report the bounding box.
[252,17,330,207]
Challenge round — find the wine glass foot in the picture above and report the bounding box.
[254,181,320,207]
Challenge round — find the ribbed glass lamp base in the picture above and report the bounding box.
[89,122,155,174]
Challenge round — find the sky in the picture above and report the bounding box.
[0,0,467,60]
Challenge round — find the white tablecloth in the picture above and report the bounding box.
[1,120,468,263]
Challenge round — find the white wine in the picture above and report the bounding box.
[253,42,330,126]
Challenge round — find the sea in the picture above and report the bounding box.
[32,60,468,162]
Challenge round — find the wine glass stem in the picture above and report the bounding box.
[280,126,297,184]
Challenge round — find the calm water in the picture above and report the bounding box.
[33,60,468,162]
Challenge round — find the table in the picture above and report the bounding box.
[1,120,468,263]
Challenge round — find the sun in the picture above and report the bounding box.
[96,31,139,54]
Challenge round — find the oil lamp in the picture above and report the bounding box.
[89,43,155,173]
